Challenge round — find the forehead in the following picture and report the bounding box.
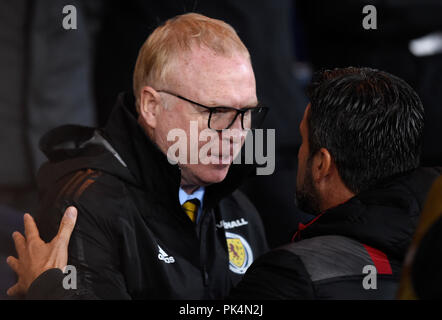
[167,47,256,106]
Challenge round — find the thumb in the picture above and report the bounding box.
[56,206,78,245]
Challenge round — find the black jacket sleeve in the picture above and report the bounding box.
[64,200,132,299]
[26,268,92,300]
[228,249,316,300]
[31,195,133,300]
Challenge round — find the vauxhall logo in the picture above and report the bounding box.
[216,218,249,230]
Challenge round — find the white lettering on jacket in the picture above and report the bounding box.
[216,218,249,230]
[158,245,175,264]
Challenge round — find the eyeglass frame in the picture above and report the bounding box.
[155,89,268,132]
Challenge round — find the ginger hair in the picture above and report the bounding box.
[133,13,250,112]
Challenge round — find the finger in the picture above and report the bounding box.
[6,256,19,273]
[12,232,26,258]
[7,283,23,297]
[56,206,77,244]
[24,213,40,240]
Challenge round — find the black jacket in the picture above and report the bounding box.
[230,167,442,299]
[29,93,268,299]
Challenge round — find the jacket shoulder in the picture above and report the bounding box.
[281,235,400,299]
[228,247,315,299]
[50,168,130,210]
[37,168,135,241]
[281,235,375,282]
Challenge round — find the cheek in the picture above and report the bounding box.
[296,163,303,188]
[157,111,177,134]
[297,144,307,185]
[298,140,307,160]
[155,112,189,157]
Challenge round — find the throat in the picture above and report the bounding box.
[180,181,200,195]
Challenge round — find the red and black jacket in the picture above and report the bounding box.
[230,167,442,299]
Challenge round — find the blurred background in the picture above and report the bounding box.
[1,0,442,298]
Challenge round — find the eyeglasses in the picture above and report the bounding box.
[156,90,268,131]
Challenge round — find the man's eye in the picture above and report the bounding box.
[212,107,230,114]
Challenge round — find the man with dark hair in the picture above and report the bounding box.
[230,67,441,299]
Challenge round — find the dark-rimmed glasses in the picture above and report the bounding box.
[156,90,268,131]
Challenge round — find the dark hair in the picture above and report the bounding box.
[306,67,424,193]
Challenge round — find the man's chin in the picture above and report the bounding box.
[193,163,231,186]
[295,189,321,215]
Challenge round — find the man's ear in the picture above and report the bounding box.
[139,86,161,129]
[311,148,332,183]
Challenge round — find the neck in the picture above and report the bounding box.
[320,187,355,212]
[180,178,200,195]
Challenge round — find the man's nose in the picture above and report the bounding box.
[230,113,243,130]
[222,126,246,145]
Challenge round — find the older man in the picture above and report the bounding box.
[7,13,268,299]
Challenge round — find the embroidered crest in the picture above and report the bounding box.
[225,232,253,274]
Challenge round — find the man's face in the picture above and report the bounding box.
[296,104,321,215]
[153,47,257,188]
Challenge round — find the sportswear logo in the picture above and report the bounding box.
[225,232,253,274]
[216,218,248,230]
[158,245,175,264]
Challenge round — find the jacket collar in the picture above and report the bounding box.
[294,167,442,260]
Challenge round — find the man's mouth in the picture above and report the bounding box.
[208,153,233,164]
